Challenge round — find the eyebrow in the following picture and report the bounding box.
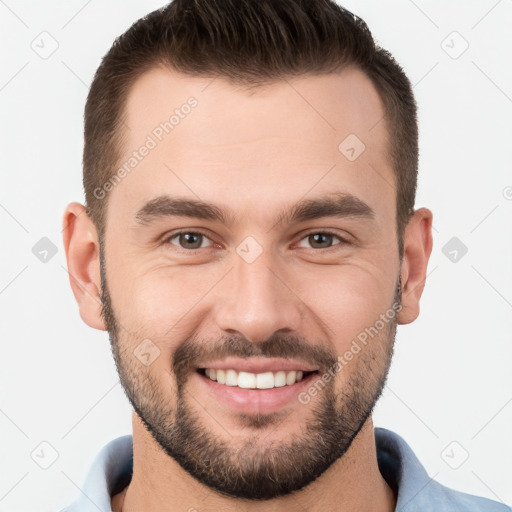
[135,192,375,227]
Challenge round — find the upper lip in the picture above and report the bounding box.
[196,357,318,374]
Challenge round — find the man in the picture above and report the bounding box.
[60,1,510,511]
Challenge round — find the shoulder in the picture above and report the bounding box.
[424,479,511,512]
[375,427,511,512]
[58,435,133,512]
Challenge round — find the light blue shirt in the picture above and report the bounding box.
[60,427,510,511]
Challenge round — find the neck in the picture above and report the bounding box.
[112,413,396,512]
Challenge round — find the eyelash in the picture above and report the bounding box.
[162,229,350,253]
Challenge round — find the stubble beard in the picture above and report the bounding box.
[100,248,400,500]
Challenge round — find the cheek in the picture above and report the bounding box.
[296,263,394,346]
[108,263,218,341]
[107,241,397,355]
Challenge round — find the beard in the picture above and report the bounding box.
[100,246,400,500]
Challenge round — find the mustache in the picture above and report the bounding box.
[172,333,338,382]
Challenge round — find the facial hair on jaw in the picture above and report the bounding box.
[99,243,402,500]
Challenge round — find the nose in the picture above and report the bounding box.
[213,248,303,343]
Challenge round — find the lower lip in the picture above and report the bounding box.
[194,371,318,415]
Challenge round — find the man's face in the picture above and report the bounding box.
[100,67,402,499]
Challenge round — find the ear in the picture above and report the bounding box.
[397,207,433,325]
[62,202,106,330]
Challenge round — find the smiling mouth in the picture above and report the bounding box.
[197,368,318,389]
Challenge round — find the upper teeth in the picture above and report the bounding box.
[204,369,305,389]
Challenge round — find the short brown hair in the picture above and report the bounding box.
[84,0,418,257]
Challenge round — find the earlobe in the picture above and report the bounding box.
[397,207,434,325]
[62,202,106,331]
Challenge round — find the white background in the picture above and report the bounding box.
[0,1,511,511]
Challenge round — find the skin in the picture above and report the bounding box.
[63,66,433,511]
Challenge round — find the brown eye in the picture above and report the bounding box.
[297,232,346,250]
[167,231,212,250]
[309,233,334,249]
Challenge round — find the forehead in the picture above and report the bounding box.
[108,66,394,229]
[123,65,389,151]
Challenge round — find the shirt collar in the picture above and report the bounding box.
[61,427,509,512]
